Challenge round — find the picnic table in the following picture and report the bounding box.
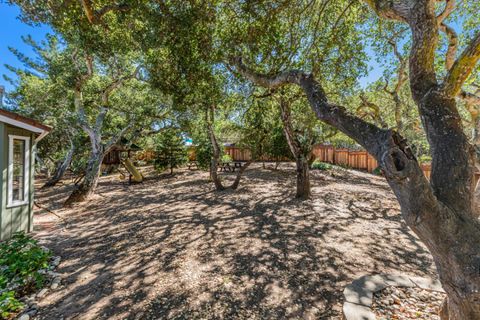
[217,161,244,172]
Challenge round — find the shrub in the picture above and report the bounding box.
[372,166,383,176]
[154,129,188,174]
[0,291,23,318]
[195,142,213,171]
[0,232,51,318]
[221,154,233,163]
[311,161,332,171]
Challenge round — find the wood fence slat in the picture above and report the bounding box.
[144,144,431,179]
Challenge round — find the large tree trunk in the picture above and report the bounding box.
[207,106,252,191]
[295,156,311,199]
[207,106,226,191]
[64,149,104,206]
[230,160,252,190]
[42,143,75,188]
[279,96,312,199]
[412,92,480,320]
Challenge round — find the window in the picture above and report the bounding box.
[7,135,30,207]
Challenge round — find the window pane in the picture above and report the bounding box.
[12,139,25,202]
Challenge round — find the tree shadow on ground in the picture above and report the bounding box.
[33,164,436,320]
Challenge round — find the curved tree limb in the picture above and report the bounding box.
[437,0,456,24]
[357,94,389,129]
[362,0,415,22]
[278,95,302,157]
[101,65,142,106]
[230,57,389,157]
[364,1,439,100]
[443,31,480,97]
[80,0,129,25]
[385,39,408,132]
[439,23,459,71]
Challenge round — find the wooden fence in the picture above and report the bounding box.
[312,145,378,173]
[136,144,434,178]
[224,147,252,161]
[312,144,434,178]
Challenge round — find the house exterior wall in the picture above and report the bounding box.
[0,124,35,240]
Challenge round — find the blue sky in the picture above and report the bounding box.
[0,3,383,95]
[0,3,52,92]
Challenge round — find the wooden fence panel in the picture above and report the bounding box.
[311,145,432,178]
[224,147,252,161]
[149,144,432,179]
[367,154,378,173]
[348,151,368,170]
[334,149,349,166]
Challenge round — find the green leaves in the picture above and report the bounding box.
[0,232,51,318]
[0,291,23,318]
[153,128,188,174]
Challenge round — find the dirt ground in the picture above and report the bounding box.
[32,164,437,320]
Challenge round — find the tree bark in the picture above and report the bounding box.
[207,106,226,191]
[64,149,104,206]
[42,142,75,188]
[279,95,312,199]
[231,160,253,190]
[232,0,480,313]
[295,156,311,199]
[387,38,408,133]
[207,105,252,191]
[66,75,134,205]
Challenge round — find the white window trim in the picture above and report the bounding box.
[7,135,30,208]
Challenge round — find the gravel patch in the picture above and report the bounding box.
[372,286,445,319]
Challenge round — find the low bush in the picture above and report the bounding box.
[221,154,233,163]
[311,161,332,171]
[372,166,383,176]
[0,232,51,318]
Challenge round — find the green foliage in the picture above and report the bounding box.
[372,167,383,176]
[194,142,213,171]
[311,161,332,171]
[0,232,52,318]
[335,162,352,170]
[0,291,23,318]
[0,233,51,290]
[192,138,214,171]
[263,125,292,161]
[221,154,232,163]
[418,155,432,164]
[154,129,188,174]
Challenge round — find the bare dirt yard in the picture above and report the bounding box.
[32,164,437,320]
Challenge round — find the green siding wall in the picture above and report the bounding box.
[0,124,35,240]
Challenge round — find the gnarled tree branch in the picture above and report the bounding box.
[230,57,389,157]
[437,0,456,23]
[100,65,141,106]
[443,31,480,97]
[80,0,129,25]
[439,22,459,71]
[362,0,415,22]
